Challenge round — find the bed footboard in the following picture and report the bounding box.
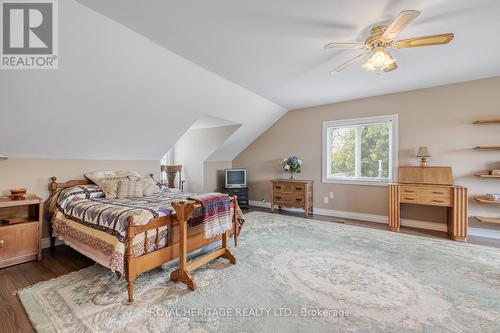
[124,196,239,303]
[168,198,238,291]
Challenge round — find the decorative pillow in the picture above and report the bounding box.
[99,178,124,198]
[114,170,141,178]
[85,170,141,185]
[117,179,144,199]
[84,170,115,185]
[85,170,142,198]
[127,175,162,196]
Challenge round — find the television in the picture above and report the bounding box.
[225,169,247,188]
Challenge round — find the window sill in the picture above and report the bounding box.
[322,178,391,186]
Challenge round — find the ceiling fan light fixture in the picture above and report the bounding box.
[325,9,453,74]
[362,48,396,73]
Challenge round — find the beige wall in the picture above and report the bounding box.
[204,161,232,193]
[233,77,500,227]
[175,125,239,193]
[0,158,159,237]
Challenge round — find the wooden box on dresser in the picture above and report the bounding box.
[271,179,313,217]
[0,196,43,268]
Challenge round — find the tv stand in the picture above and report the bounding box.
[221,187,249,209]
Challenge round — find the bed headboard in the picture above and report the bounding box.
[48,174,157,197]
[49,177,92,197]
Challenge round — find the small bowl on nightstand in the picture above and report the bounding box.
[10,188,27,200]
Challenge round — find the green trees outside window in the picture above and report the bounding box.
[328,122,390,179]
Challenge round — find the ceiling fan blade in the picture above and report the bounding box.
[393,33,454,48]
[383,10,420,40]
[324,42,365,49]
[332,51,369,73]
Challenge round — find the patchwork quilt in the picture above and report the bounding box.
[53,185,199,242]
[51,185,201,274]
[50,185,244,275]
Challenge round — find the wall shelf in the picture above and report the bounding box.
[475,173,500,178]
[474,146,500,151]
[473,119,500,125]
[473,196,500,204]
[474,216,500,225]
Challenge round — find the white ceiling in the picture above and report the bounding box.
[190,115,239,130]
[0,0,285,161]
[2,0,499,161]
[79,0,500,109]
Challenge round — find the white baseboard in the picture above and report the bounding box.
[249,201,500,240]
[468,227,500,240]
[41,237,65,249]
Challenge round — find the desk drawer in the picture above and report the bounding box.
[400,194,452,207]
[400,186,451,198]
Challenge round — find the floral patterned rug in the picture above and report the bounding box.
[20,212,500,333]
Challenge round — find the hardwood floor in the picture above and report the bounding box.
[0,246,94,333]
[1,207,498,332]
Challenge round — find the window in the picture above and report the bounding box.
[322,115,398,185]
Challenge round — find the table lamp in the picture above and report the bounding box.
[417,147,430,167]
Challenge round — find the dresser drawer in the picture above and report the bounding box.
[0,222,39,267]
[273,183,306,193]
[274,196,305,206]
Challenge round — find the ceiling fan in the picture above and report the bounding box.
[325,10,454,74]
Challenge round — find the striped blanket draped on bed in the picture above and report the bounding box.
[189,193,233,239]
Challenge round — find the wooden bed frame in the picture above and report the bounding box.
[48,175,239,304]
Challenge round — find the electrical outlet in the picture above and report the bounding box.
[329,192,334,199]
[323,196,329,204]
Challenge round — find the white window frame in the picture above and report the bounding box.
[322,114,398,186]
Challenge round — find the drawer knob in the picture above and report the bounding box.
[404,190,415,193]
[0,239,4,248]
[432,199,444,203]
[276,186,281,189]
[432,192,444,195]
[404,197,415,200]
[296,198,302,202]
[276,196,282,200]
[296,187,302,190]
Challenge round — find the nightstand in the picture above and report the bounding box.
[0,196,43,268]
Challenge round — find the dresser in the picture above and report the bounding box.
[271,179,313,217]
[221,187,249,209]
[388,166,468,242]
[0,196,43,268]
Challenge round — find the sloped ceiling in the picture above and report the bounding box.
[0,0,285,161]
[3,0,500,161]
[79,0,500,109]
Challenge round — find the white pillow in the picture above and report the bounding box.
[85,170,115,185]
[85,170,141,185]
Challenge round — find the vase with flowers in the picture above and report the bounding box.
[282,155,302,179]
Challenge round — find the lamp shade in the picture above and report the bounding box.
[417,147,430,158]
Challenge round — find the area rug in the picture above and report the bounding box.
[19,212,500,333]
